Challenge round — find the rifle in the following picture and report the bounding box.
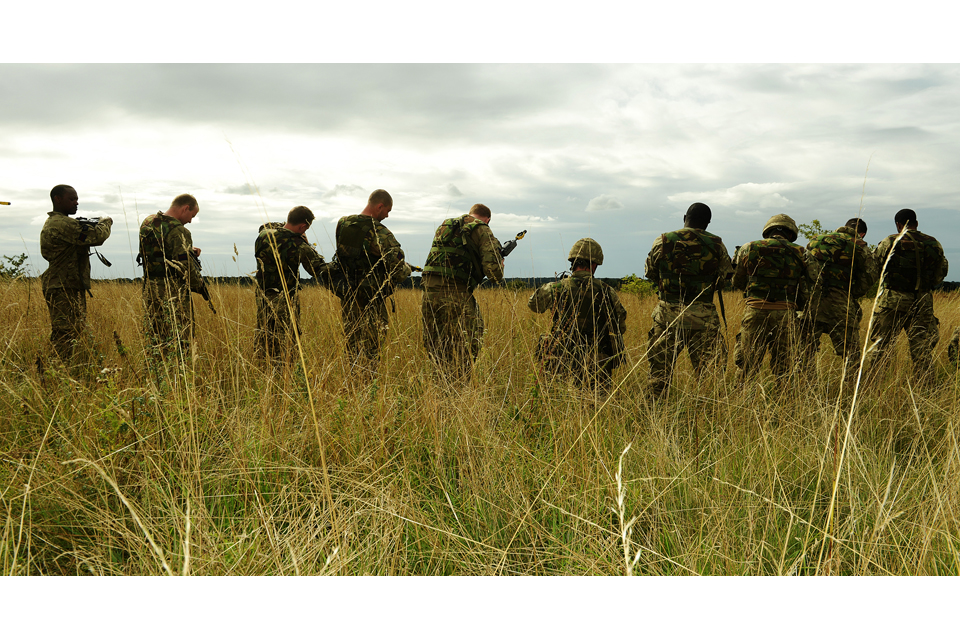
[75,216,112,267]
[189,251,217,314]
[499,230,527,258]
[0,201,10,205]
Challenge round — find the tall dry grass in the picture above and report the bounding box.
[1,279,959,575]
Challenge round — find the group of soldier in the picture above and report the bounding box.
[38,184,951,397]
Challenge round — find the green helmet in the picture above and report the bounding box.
[569,237,604,265]
[762,214,799,242]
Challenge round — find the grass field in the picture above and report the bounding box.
[1,280,959,575]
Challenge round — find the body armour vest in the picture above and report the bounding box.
[335,215,385,286]
[807,231,858,292]
[139,214,186,280]
[422,216,486,287]
[742,238,806,302]
[886,230,941,293]
[255,227,308,294]
[656,228,722,304]
[552,274,615,349]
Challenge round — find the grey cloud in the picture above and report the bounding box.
[322,184,364,199]
[585,194,624,211]
[221,183,255,195]
[444,184,463,197]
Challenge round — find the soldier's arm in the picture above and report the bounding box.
[873,236,894,274]
[644,236,662,281]
[378,226,412,285]
[855,244,879,292]
[171,226,205,293]
[716,240,734,280]
[298,239,327,279]
[936,241,948,285]
[475,225,504,283]
[527,282,559,313]
[731,243,749,290]
[79,218,113,247]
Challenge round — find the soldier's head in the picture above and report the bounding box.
[50,184,78,216]
[468,203,491,223]
[762,214,799,242]
[364,189,393,221]
[166,194,200,224]
[285,206,315,235]
[894,208,918,232]
[569,238,603,273]
[845,218,868,239]
[684,202,712,230]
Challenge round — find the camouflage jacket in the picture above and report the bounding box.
[138,212,204,293]
[805,226,876,298]
[874,229,947,309]
[528,270,627,353]
[334,214,411,296]
[40,211,113,291]
[255,225,326,295]
[422,214,504,290]
[645,227,733,305]
[732,234,812,305]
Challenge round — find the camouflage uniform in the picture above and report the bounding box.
[864,229,947,380]
[731,227,812,380]
[39,211,113,362]
[420,214,504,383]
[800,226,878,383]
[645,227,733,396]
[254,223,326,361]
[139,212,205,359]
[529,270,627,390]
[334,214,411,373]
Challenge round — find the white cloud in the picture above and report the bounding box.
[585,194,624,211]
[668,183,793,209]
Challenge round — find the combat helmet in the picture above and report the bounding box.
[569,238,604,265]
[762,214,799,243]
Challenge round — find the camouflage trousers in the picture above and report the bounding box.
[43,287,89,363]
[255,290,302,362]
[421,285,484,384]
[647,301,727,397]
[734,307,797,380]
[799,291,863,383]
[537,335,618,392]
[864,292,939,381]
[340,292,389,376]
[143,280,194,361]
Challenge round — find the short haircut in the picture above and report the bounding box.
[685,202,712,226]
[171,193,199,210]
[845,218,867,234]
[895,208,918,226]
[469,203,491,219]
[288,205,315,226]
[50,184,74,202]
[368,189,392,207]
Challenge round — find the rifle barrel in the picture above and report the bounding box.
[0,202,11,205]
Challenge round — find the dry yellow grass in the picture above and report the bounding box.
[1,279,959,575]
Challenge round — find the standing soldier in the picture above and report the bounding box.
[528,238,626,391]
[421,204,504,384]
[40,184,113,365]
[333,189,411,376]
[800,218,877,385]
[138,194,206,361]
[645,203,733,399]
[864,209,947,382]
[732,214,812,382]
[254,206,327,362]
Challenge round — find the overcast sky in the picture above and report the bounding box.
[3,60,959,280]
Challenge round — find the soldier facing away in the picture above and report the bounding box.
[138,194,206,361]
[732,214,813,382]
[799,217,877,385]
[39,184,113,365]
[421,203,504,384]
[254,206,327,362]
[528,238,627,392]
[333,189,412,376]
[645,202,733,398]
[864,208,948,383]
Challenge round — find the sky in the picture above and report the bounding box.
[2,13,959,282]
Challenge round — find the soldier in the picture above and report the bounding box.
[864,209,947,382]
[138,194,206,360]
[421,203,504,384]
[800,217,877,385]
[645,203,733,398]
[254,206,327,362]
[528,238,626,391]
[732,214,812,382]
[333,189,411,376]
[39,184,113,364]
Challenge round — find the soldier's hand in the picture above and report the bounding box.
[193,247,202,257]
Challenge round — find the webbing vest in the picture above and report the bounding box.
[886,230,941,293]
[743,238,806,302]
[550,274,616,351]
[656,228,722,304]
[255,228,304,293]
[421,216,486,287]
[139,214,186,280]
[806,231,857,291]
[335,215,385,287]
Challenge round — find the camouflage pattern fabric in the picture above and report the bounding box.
[529,271,627,391]
[334,214,411,374]
[734,307,797,380]
[43,287,89,364]
[254,226,325,361]
[947,327,960,366]
[879,230,945,293]
[864,293,940,381]
[645,227,733,396]
[732,236,808,304]
[422,214,504,289]
[143,280,194,360]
